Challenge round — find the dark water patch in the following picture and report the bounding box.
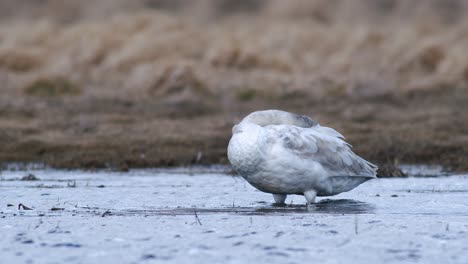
[285,247,308,252]
[141,254,171,260]
[5,199,376,218]
[27,184,65,189]
[399,189,468,194]
[431,233,463,241]
[48,226,71,234]
[94,200,375,217]
[308,199,375,214]
[51,243,82,248]
[267,251,289,257]
[18,203,468,218]
[386,212,468,217]
[221,234,237,239]
[386,249,421,261]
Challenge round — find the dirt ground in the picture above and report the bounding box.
[0,1,467,173]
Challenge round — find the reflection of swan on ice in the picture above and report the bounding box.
[227,110,377,205]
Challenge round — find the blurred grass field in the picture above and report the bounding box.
[0,0,467,173]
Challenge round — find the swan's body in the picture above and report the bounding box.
[227,110,377,204]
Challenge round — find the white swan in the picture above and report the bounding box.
[227,110,377,204]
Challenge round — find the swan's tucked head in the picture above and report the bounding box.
[232,122,261,135]
[228,121,266,176]
[241,110,317,128]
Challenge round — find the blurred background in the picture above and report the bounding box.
[0,0,467,172]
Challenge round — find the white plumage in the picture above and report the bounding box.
[227,110,377,204]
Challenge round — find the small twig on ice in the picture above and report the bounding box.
[18,203,33,210]
[194,211,202,226]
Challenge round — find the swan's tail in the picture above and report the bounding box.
[318,176,374,196]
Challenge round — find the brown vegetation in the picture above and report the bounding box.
[0,0,467,174]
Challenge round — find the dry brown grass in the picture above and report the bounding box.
[0,0,467,174]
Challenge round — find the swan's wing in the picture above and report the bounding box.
[265,124,377,177]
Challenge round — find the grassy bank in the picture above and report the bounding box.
[1,0,467,173]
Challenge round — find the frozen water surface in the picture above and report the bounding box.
[1,167,468,264]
